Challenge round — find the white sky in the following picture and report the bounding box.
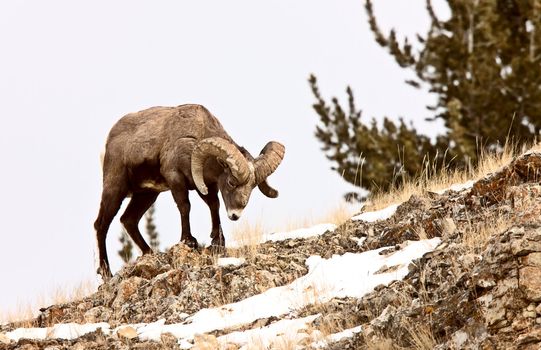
[0,0,448,315]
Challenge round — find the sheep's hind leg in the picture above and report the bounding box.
[120,191,159,254]
[94,187,126,279]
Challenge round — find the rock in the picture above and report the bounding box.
[84,306,112,323]
[130,254,171,280]
[537,304,541,315]
[524,310,538,319]
[519,267,541,301]
[517,327,541,345]
[497,277,518,296]
[37,305,66,327]
[512,317,531,331]
[160,332,179,347]
[370,305,396,330]
[193,333,218,350]
[287,240,297,248]
[476,277,496,289]
[71,343,89,350]
[459,253,479,270]
[146,270,183,298]
[522,252,541,267]
[117,326,138,339]
[75,302,92,314]
[111,277,146,309]
[17,345,37,350]
[478,294,506,327]
[511,229,541,256]
[439,217,457,237]
[0,333,10,344]
[451,330,468,349]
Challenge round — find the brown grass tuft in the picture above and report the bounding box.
[0,280,96,325]
[275,202,357,233]
[461,211,513,254]
[366,141,528,211]
[227,218,265,259]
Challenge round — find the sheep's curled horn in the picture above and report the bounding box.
[255,141,285,198]
[191,137,249,195]
[191,137,285,197]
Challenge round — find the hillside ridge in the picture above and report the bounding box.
[2,150,541,349]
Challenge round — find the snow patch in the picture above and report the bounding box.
[135,319,166,341]
[6,323,110,342]
[312,325,363,348]
[217,257,246,267]
[263,223,337,242]
[434,180,475,194]
[217,315,320,349]
[352,204,398,222]
[226,223,337,249]
[328,325,363,342]
[350,236,366,247]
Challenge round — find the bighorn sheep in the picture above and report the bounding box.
[94,104,285,278]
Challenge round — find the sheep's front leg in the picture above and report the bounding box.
[198,185,225,247]
[169,178,198,248]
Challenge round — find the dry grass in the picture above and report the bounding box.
[461,211,513,254]
[0,280,96,325]
[227,201,356,259]
[403,322,436,350]
[293,281,363,347]
[227,218,265,259]
[364,338,397,350]
[275,202,357,233]
[358,280,439,350]
[366,141,525,211]
[319,202,357,226]
[364,328,434,350]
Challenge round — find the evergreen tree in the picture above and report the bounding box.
[145,204,160,251]
[118,229,133,263]
[311,0,541,195]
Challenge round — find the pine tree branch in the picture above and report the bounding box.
[365,1,417,68]
[426,0,443,29]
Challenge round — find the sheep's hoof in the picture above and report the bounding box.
[97,264,112,281]
[181,236,199,249]
[211,236,225,247]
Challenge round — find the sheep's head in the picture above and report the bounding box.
[191,137,285,220]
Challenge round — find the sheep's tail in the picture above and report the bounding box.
[99,151,105,168]
[99,139,106,168]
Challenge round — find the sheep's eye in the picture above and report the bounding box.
[227,178,237,187]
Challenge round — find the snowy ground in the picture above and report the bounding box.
[433,180,475,195]
[3,198,447,348]
[262,223,338,242]
[351,204,398,222]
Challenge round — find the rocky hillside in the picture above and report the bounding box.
[2,150,541,349]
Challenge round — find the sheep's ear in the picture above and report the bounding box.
[258,179,279,198]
